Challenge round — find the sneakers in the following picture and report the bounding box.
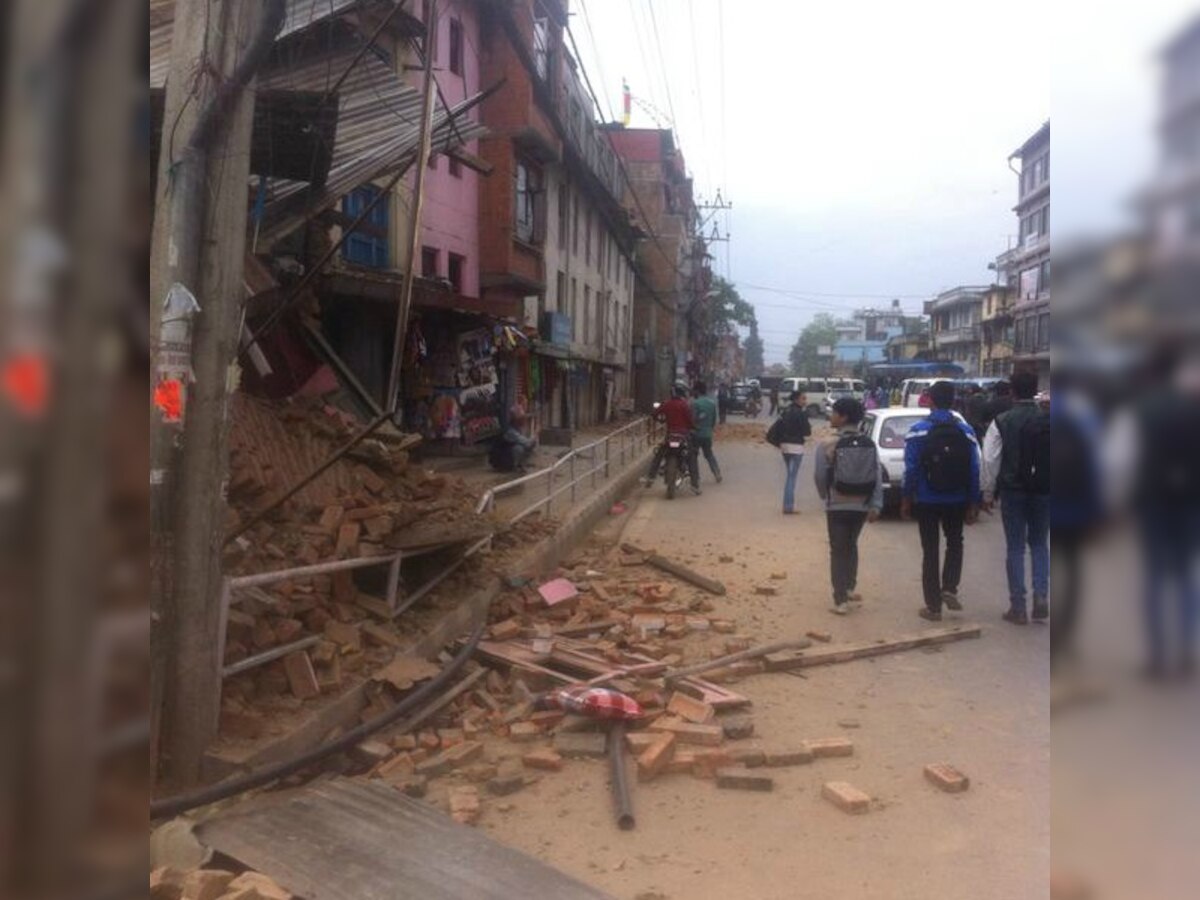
[715,472,724,483]
[847,593,864,604]
[1031,597,1049,621]
[941,590,962,612]
[830,602,849,616]
[690,485,702,496]
[1002,609,1029,626]
[918,607,942,622]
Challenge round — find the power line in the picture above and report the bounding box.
[645,0,679,132]
[738,282,931,301]
[578,0,616,123]
[686,0,710,192]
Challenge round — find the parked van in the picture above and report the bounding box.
[778,377,866,417]
[898,377,951,408]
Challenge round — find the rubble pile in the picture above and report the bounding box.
[151,866,292,900]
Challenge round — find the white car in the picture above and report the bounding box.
[897,377,951,408]
[861,407,968,511]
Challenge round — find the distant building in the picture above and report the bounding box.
[884,317,930,363]
[978,284,1015,377]
[925,286,987,375]
[1000,121,1050,386]
[833,299,908,373]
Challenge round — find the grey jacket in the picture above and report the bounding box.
[812,426,884,512]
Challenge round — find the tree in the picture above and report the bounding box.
[743,321,765,376]
[789,313,838,375]
[765,362,788,377]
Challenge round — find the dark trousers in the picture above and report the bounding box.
[916,503,966,612]
[690,435,720,482]
[648,441,698,486]
[1052,526,1086,665]
[827,510,868,602]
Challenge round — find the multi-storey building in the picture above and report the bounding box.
[978,283,1015,377]
[604,127,702,410]
[925,286,987,375]
[475,0,638,436]
[1003,122,1050,386]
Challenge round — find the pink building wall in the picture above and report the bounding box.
[420,0,481,298]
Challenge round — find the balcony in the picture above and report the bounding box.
[933,323,979,345]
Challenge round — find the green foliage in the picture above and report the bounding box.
[789,313,838,374]
[743,321,765,376]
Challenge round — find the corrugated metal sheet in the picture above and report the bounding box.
[196,777,615,900]
[149,0,364,88]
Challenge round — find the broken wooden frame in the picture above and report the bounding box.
[474,415,657,524]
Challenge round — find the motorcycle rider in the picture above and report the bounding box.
[644,383,701,495]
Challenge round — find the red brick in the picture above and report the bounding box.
[805,737,854,758]
[331,570,357,605]
[335,521,361,558]
[282,651,320,700]
[691,749,735,779]
[181,869,235,900]
[636,732,676,781]
[625,732,659,755]
[508,722,543,742]
[764,747,814,767]
[318,505,344,534]
[522,747,563,770]
[805,630,833,643]
[822,781,871,814]
[449,786,481,825]
[924,763,970,793]
[649,719,724,746]
[323,619,361,650]
[665,750,697,775]
[489,618,523,641]
[715,767,774,791]
[666,692,716,724]
[415,740,483,777]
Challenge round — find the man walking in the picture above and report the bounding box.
[769,383,780,416]
[981,371,1050,625]
[717,383,730,425]
[766,391,812,514]
[813,397,883,614]
[902,380,982,622]
[690,380,722,484]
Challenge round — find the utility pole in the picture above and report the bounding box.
[150,0,281,789]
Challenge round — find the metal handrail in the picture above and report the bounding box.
[476,415,655,523]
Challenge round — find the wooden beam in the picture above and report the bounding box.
[763,626,983,672]
[446,146,493,175]
[645,554,726,596]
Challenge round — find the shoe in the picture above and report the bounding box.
[1001,609,1029,626]
[941,590,962,612]
[830,602,849,616]
[847,593,864,604]
[690,486,702,496]
[715,473,723,483]
[918,607,942,622]
[1031,597,1049,621]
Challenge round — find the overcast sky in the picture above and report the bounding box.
[572,0,1194,365]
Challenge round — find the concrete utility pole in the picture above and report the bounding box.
[149,0,281,789]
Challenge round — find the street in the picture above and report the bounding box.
[481,427,1050,900]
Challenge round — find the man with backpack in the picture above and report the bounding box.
[981,371,1050,625]
[766,391,813,514]
[813,397,884,614]
[902,380,982,622]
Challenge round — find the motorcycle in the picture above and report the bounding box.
[659,433,690,499]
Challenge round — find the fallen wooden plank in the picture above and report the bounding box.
[763,625,982,672]
[664,639,811,684]
[644,554,726,596]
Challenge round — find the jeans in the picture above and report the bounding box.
[690,435,720,482]
[1052,526,1086,664]
[916,503,966,612]
[1000,489,1050,612]
[827,511,868,602]
[782,453,803,512]
[1139,507,1199,671]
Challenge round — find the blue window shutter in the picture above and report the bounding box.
[341,186,389,268]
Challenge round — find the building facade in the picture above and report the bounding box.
[978,284,1015,377]
[1003,122,1051,386]
[925,286,987,375]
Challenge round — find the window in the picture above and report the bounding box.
[341,186,389,268]
[449,19,463,76]
[533,16,549,79]
[584,285,592,343]
[514,158,543,244]
[1037,313,1050,350]
[447,252,464,293]
[570,278,578,340]
[448,155,461,178]
[421,246,439,278]
[556,270,566,311]
[557,183,568,250]
[1038,259,1050,295]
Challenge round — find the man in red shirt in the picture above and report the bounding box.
[644,384,701,494]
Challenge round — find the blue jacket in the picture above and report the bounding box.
[902,409,982,505]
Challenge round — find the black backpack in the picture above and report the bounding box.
[1016,411,1053,494]
[920,421,973,494]
[1138,398,1200,505]
[1052,412,1099,510]
[831,433,879,496]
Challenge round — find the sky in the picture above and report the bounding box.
[571,0,1195,365]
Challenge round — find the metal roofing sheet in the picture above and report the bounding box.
[195,777,614,900]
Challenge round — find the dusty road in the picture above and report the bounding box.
[480,428,1050,900]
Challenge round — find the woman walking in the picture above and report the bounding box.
[766,391,813,514]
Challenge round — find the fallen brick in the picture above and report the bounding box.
[361,622,402,648]
[665,750,697,775]
[924,763,970,794]
[528,709,565,730]
[219,710,263,740]
[181,869,235,900]
[625,732,660,755]
[636,732,677,781]
[487,769,526,797]
[489,618,523,641]
[769,572,788,581]
[417,731,440,751]
[150,867,187,900]
[721,717,755,740]
[508,722,543,742]
[282,651,320,700]
[754,585,778,596]
[730,748,766,768]
[449,786,481,825]
[352,739,392,768]
[335,520,362,558]
[691,749,735,779]
[649,720,724,746]
[710,619,736,634]
[822,781,871,814]
[376,752,415,781]
[332,570,357,605]
[715,767,774,791]
[415,740,483,777]
[394,775,428,798]
[224,873,290,900]
[392,734,417,751]
[666,692,716,724]
[522,748,564,770]
[805,630,833,643]
[317,505,344,534]
[437,727,465,748]
[805,737,854,758]
[355,465,387,495]
[323,620,361,651]
[554,731,609,758]
[273,618,305,645]
[764,747,815,767]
